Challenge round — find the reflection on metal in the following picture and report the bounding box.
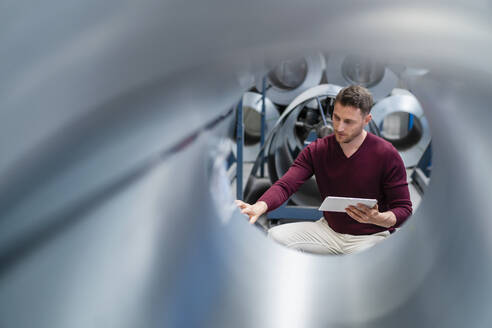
[268,57,308,90]
[1,1,492,328]
[381,112,410,140]
[371,94,431,167]
[398,67,431,90]
[241,92,279,144]
[342,55,385,86]
[255,54,325,105]
[325,54,398,101]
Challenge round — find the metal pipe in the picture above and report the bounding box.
[236,98,244,200]
[316,96,328,126]
[1,2,492,328]
[260,76,267,177]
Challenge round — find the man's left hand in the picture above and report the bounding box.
[345,203,396,228]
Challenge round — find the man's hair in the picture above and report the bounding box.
[334,85,373,116]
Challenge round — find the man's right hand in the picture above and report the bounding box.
[234,200,268,224]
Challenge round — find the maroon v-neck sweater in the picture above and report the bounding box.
[259,133,412,235]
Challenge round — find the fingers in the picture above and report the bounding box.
[347,203,380,224]
[234,199,245,207]
[345,207,359,220]
[240,206,260,222]
[242,209,260,224]
[240,207,254,216]
[235,200,253,216]
[238,203,248,210]
[355,203,372,214]
[357,203,378,210]
[249,215,259,224]
[234,200,262,224]
[346,206,366,223]
[349,205,366,217]
[234,199,249,210]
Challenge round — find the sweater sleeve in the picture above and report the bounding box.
[382,150,413,228]
[258,144,315,211]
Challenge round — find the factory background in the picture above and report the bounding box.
[1,1,492,327]
[229,54,431,233]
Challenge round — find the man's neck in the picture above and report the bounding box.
[339,130,368,153]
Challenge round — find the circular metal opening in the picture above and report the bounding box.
[341,55,385,88]
[267,58,309,90]
[380,111,423,151]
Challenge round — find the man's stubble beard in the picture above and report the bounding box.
[340,136,356,144]
[337,128,364,144]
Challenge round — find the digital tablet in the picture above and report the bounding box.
[318,196,377,212]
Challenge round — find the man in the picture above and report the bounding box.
[235,85,412,255]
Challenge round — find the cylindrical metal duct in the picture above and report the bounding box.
[371,94,431,167]
[255,54,325,105]
[1,2,492,328]
[241,92,279,144]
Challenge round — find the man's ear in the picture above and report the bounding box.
[364,113,372,125]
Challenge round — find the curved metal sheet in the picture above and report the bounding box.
[241,92,279,142]
[371,94,431,167]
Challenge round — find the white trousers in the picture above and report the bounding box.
[267,218,390,255]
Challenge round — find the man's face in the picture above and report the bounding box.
[332,102,372,144]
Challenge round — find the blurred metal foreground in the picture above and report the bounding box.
[1,1,492,327]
